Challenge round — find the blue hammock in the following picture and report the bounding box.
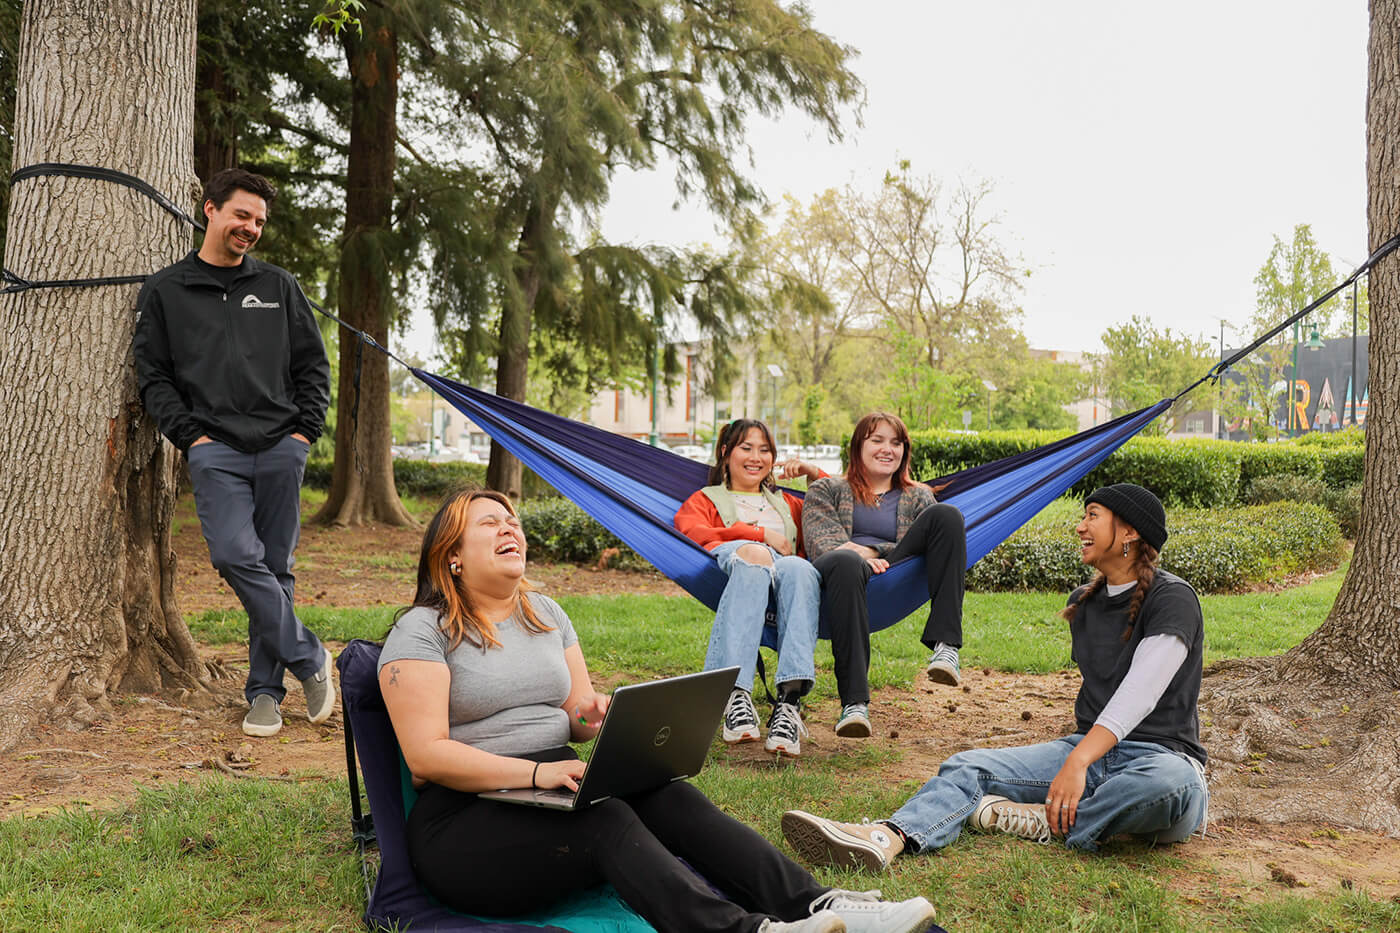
[414,368,1170,639]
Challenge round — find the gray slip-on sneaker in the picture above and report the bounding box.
[302,651,336,724]
[242,694,283,737]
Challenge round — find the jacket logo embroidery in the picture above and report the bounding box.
[241,293,281,309]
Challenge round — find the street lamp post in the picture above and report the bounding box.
[1288,319,1326,437]
[981,379,997,431]
[1350,280,1360,426]
[766,364,784,441]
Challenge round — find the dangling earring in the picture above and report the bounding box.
[1121,542,1129,558]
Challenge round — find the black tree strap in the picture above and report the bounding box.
[11,162,207,230]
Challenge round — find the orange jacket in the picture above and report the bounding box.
[674,488,810,555]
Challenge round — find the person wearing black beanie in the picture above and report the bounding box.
[782,483,1208,866]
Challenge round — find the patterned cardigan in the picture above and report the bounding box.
[801,477,938,560]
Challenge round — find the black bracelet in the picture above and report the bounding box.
[531,761,540,789]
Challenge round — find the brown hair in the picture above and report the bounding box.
[203,167,277,210]
[1060,515,1161,642]
[397,488,552,651]
[845,411,914,507]
[707,419,778,490]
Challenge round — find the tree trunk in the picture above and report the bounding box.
[1197,0,1400,835]
[313,3,414,527]
[485,196,553,500]
[0,0,205,751]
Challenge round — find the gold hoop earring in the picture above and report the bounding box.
[450,562,461,575]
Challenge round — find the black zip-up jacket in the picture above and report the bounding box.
[132,251,331,453]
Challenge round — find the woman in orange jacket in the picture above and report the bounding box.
[674,419,825,757]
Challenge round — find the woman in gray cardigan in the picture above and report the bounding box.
[802,412,966,737]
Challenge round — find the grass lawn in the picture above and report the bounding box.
[4,563,1396,931]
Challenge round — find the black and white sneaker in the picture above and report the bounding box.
[765,700,809,756]
[925,643,961,686]
[722,688,761,743]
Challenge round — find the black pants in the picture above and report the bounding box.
[812,502,967,705]
[406,751,827,933]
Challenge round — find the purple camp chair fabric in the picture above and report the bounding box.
[338,639,573,933]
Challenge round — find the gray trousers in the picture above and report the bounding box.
[186,435,325,704]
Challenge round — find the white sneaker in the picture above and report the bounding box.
[924,643,960,686]
[722,688,761,743]
[835,702,872,738]
[765,700,809,756]
[759,909,846,932]
[811,889,936,933]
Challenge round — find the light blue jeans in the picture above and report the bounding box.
[887,734,1208,852]
[707,540,820,695]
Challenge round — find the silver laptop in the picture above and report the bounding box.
[480,666,739,810]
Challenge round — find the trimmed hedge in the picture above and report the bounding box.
[303,459,567,500]
[967,500,1344,594]
[516,497,643,567]
[909,430,1364,509]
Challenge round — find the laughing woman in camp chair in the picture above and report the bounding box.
[378,488,936,933]
[674,419,827,758]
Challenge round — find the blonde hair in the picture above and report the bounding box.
[399,488,552,650]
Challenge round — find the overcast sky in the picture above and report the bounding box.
[596,1,1371,356]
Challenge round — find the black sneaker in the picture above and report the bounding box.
[722,688,761,743]
[765,700,809,756]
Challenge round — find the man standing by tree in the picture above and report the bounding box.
[133,168,333,737]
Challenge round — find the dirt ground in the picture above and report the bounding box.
[3,508,1399,909]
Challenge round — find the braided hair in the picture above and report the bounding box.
[1060,533,1162,643]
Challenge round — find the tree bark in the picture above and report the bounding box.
[0,0,205,751]
[313,3,414,527]
[1197,0,1400,835]
[1273,0,1400,688]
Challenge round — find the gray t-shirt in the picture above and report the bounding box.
[378,592,579,756]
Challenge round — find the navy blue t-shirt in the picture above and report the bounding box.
[851,488,901,548]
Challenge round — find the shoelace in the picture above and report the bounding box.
[809,888,882,913]
[928,643,959,668]
[993,803,1052,843]
[768,702,808,742]
[725,691,757,729]
[839,703,867,721]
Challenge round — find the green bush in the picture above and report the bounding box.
[303,458,561,501]
[1244,472,1325,506]
[967,499,1344,594]
[1318,446,1365,487]
[1320,483,1363,538]
[1072,438,1241,507]
[516,497,643,566]
[1237,444,1323,490]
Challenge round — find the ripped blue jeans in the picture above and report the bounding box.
[707,540,820,694]
[887,734,1208,852]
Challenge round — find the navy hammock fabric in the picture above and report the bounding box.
[414,368,1170,641]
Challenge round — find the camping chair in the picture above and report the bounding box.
[337,638,655,932]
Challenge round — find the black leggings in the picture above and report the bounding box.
[406,750,827,933]
[812,502,967,705]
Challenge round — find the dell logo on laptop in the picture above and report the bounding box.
[652,726,671,746]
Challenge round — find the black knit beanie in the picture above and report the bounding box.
[1084,483,1168,551]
